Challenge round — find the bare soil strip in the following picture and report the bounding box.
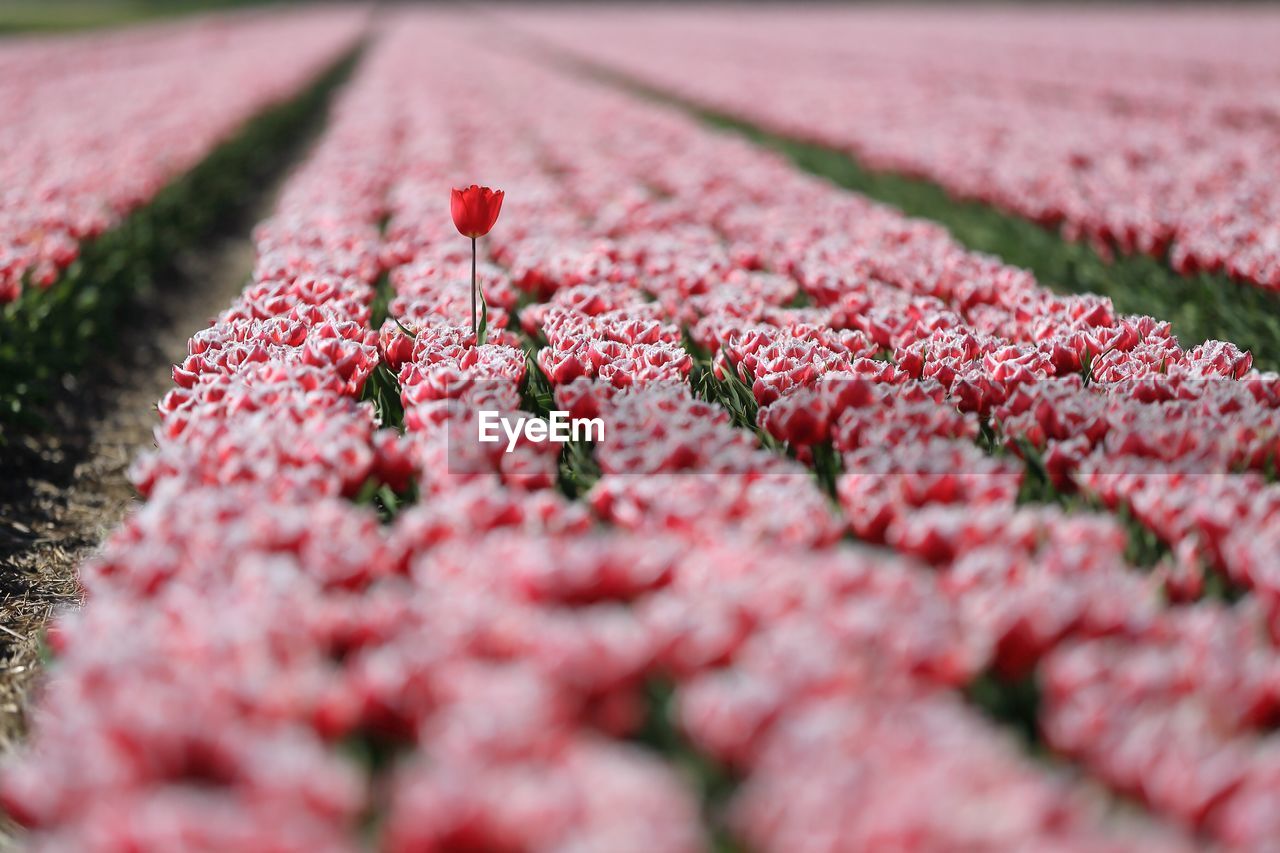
[0,227,264,753]
[0,231,272,853]
[0,49,354,777]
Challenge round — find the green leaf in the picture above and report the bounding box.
[477,284,490,347]
[393,317,416,338]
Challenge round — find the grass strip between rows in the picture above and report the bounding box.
[633,679,742,853]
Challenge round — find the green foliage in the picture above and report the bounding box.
[363,363,406,434]
[517,345,602,499]
[0,47,360,437]
[557,437,602,501]
[633,679,743,853]
[355,271,419,521]
[0,0,285,34]
[965,671,1043,753]
[476,288,490,347]
[690,358,759,436]
[364,274,406,433]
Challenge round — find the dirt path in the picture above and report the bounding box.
[0,222,264,756]
[0,59,346,844]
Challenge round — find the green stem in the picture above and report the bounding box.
[471,236,478,337]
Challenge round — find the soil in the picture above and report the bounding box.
[0,222,264,762]
[0,63,338,845]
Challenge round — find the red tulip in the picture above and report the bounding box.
[451,185,505,344]
[450,185,504,239]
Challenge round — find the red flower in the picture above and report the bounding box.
[450,185,504,239]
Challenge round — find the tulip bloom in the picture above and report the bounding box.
[451,185,504,239]
[451,185,504,343]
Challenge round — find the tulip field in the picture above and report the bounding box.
[5,4,1280,851]
[507,6,1280,289]
[503,4,1280,367]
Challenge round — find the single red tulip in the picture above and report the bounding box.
[451,185,504,239]
[450,185,504,344]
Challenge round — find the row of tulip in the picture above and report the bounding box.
[1,23,407,849]
[405,24,1280,846]
[498,5,1280,293]
[0,8,369,427]
[0,7,368,304]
